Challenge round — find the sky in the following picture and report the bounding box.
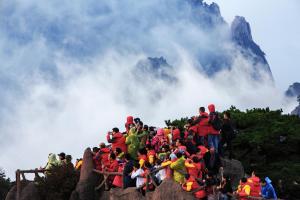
[0,0,298,179]
[205,0,300,90]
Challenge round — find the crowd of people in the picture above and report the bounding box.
[43,104,278,200]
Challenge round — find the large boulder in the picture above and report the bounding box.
[147,179,194,200]
[20,182,40,200]
[221,158,244,187]
[5,185,17,200]
[5,182,40,200]
[70,148,101,200]
[99,187,145,200]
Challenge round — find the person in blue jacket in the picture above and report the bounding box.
[261,177,277,199]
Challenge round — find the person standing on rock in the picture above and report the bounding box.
[125,127,140,160]
[123,153,135,188]
[203,147,222,176]
[219,112,235,159]
[106,127,127,153]
[170,152,186,184]
[207,104,222,152]
[58,152,67,166]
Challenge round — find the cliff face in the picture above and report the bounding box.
[231,16,273,79]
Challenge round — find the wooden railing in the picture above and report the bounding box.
[15,169,46,200]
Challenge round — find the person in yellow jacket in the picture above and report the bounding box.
[235,177,251,200]
[170,152,186,184]
[75,158,83,171]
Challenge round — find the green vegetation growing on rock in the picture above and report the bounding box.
[36,165,79,200]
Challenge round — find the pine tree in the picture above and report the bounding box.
[0,168,11,200]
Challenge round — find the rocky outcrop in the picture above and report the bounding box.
[221,158,244,187]
[147,179,194,200]
[70,148,101,200]
[5,182,40,200]
[285,82,300,97]
[20,183,40,200]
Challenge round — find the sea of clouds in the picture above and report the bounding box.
[0,0,296,179]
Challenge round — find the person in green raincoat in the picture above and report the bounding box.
[44,153,59,176]
[137,124,149,149]
[170,152,186,184]
[125,127,140,160]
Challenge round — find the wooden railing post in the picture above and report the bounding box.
[16,169,21,200]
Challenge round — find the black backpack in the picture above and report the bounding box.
[210,113,222,131]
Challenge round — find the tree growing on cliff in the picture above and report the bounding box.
[0,168,11,200]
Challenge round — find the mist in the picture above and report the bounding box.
[0,0,295,179]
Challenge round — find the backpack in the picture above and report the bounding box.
[210,113,222,131]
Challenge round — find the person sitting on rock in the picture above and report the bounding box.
[235,177,251,200]
[261,177,277,200]
[182,174,206,199]
[217,176,233,200]
[247,171,261,198]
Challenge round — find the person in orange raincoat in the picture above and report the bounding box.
[235,177,251,200]
[182,174,206,199]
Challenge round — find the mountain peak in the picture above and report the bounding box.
[231,16,273,79]
[285,82,300,97]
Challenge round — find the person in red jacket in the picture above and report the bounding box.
[112,162,124,188]
[171,127,181,143]
[197,107,210,146]
[92,147,102,170]
[182,174,206,199]
[247,171,261,198]
[95,143,111,169]
[125,116,134,133]
[185,156,203,179]
[107,127,127,153]
[207,104,221,152]
[106,153,119,188]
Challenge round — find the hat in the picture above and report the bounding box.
[58,152,66,158]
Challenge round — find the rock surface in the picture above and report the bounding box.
[221,158,244,187]
[285,82,300,97]
[69,148,101,200]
